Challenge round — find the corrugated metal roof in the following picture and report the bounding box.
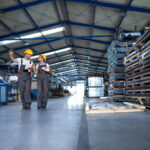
[0,0,149,78]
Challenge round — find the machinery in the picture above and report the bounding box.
[0,79,10,105]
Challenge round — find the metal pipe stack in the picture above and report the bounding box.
[107,41,130,102]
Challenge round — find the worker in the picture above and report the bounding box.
[33,54,50,109]
[9,49,33,109]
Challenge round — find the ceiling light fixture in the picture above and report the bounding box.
[31,47,71,59]
[0,26,64,45]
[50,58,74,66]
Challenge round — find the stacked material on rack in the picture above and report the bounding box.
[107,41,131,102]
[86,102,145,114]
[124,30,150,107]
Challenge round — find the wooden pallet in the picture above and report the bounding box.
[140,80,150,87]
[124,31,150,108]
[110,72,125,76]
[125,64,150,75]
[125,61,140,70]
[125,95,150,99]
[126,79,150,86]
[109,79,125,83]
[125,68,150,78]
[125,71,140,77]
[108,54,124,62]
[108,64,119,72]
[126,31,150,55]
[141,45,150,53]
[124,52,140,64]
[108,87,124,90]
[125,96,150,105]
[133,72,150,79]
[109,94,124,97]
[126,89,150,94]
[140,63,150,70]
[86,102,145,114]
[125,55,150,73]
[125,72,150,81]
[126,85,150,89]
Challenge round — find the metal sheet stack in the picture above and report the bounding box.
[124,31,150,107]
[107,41,130,101]
[88,77,104,97]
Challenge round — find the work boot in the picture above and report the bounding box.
[23,105,27,109]
[37,106,41,110]
[23,106,27,109]
[26,105,31,110]
[42,106,46,109]
[42,105,46,109]
[41,102,46,109]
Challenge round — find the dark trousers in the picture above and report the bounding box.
[19,75,31,106]
[37,76,48,108]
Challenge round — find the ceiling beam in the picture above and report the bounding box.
[53,1,71,64]
[0,20,133,40]
[0,20,22,57]
[76,62,106,69]
[74,53,107,61]
[51,61,106,70]
[46,53,107,64]
[77,64,106,71]
[117,0,133,30]
[65,21,116,32]
[0,39,61,55]
[0,0,54,13]
[57,71,104,77]
[55,67,104,75]
[0,21,117,39]
[72,45,106,53]
[75,58,107,66]
[76,38,110,45]
[67,0,150,14]
[0,22,62,39]
[0,40,108,56]
[46,49,107,61]
[2,0,149,14]
[58,70,103,76]
[0,35,112,41]
[53,63,106,71]
[17,0,53,53]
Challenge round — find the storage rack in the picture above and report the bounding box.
[124,31,150,106]
[107,41,130,101]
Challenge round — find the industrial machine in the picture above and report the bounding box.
[0,79,10,105]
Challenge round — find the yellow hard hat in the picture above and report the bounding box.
[39,54,46,61]
[24,49,33,55]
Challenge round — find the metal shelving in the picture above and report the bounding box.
[124,31,150,107]
[107,41,130,101]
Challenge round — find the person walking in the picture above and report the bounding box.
[33,54,50,109]
[9,49,33,109]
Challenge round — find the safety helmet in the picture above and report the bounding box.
[24,49,33,56]
[39,54,46,61]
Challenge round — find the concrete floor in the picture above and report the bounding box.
[0,96,150,150]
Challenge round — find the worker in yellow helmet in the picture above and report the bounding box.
[33,54,51,109]
[9,49,33,109]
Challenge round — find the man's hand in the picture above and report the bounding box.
[9,49,18,63]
